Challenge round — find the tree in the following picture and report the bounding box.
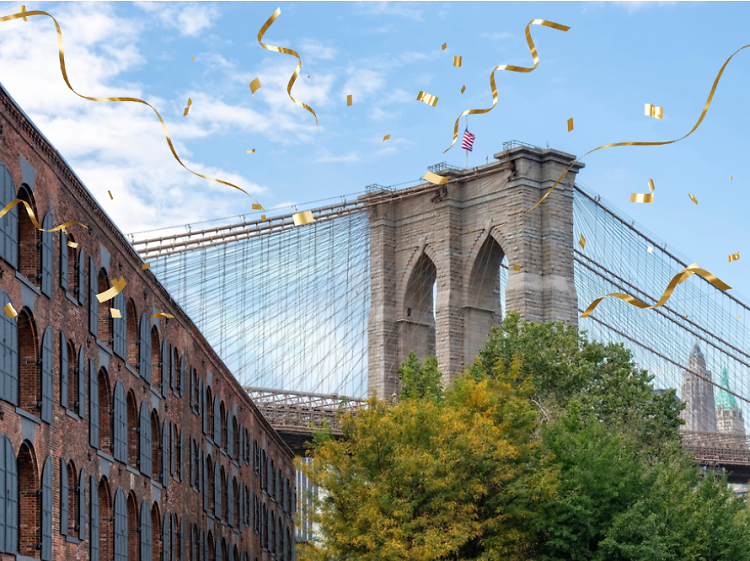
[398,352,443,403]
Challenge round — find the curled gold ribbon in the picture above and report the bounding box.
[525,43,750,215]
[580,263,730,319]
[0,8,264,208]
[3,303,17,319]
[96,277,126,303]
[689,194,698,205]
[153,312,175,319]
[444,19,570,153]
[423,171,449,185]
[729,252,740,263]
[258,8,318,128]
[0,198,88,233]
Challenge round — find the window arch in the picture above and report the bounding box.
[140,402,152,477]
[98,368,113,453]
[140,501,152,561]
[0,164,18,269]
[127,492,138,561]
[18,440,40,559]
[231,477,238,528]
[150,327,160,392]
[149,502,161,561]
[205,386,213,439]
[18,308,40,418]
[219,402,226,451]
[126,391,138,468]
[231,417,239,462]
[97,269,113,347]
[151,410,160,481]
[0,290,18,406]
[262,503,268,550]
[172,514,182,561]
[126,300,139,370]
[220,466,227,521]
[213,461,221,519]
[207,531,214,561]
[271,460,276,502]
[65,234,79,296]
[213,396,220,445]
[67,460,78,538]
[18,184,40,288]
[162,512,171,561]
[113,488,127,561]
[113,382,127,463]
[95,478,112,561]
[0,435,18,554]
[139,315,151,383]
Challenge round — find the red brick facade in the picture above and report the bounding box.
[0,84,295,561]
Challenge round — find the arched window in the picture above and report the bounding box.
[18,308,40,418]
[206,456,214,515]
[0,435,18,554]
[262,504,268,550]
[65,234,79,296]
[220,466,227,521]
[175,428,183,482]
[0,291,18,406]
[112,290,126,360]
[89,257,98,336]
[140,402,153,477]
[140,501,152,561]
[98,368,113,453]
[173,514,182,561]
[205,387,213,440]
[207,531,214,561]
[139,315,151,382]
[40,213,52,297]
[171,347,181,395]
[271,460,276,502]
[113,489,127,561]
[150,327,160,392]
[161,420,170,486]
[18,441,40,558]
[213,396,220,445]
[126,391,138,468]
[190,368,198,412]
[219,402,226,451]
[162,512,171,561]
[213,461,221,519]
[95,478,112,561]
[231,477,238,528]
[65,460,78,538]
[17,185,40,288]
[151,410,160,481]
[113,382,127,463]
[97,269,112,347]
[126,300,139,370]
[0,164,19,269]
[127,492,138,561]
[232,418,239,462]
[149,502,160,561]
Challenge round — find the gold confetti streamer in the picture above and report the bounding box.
[356,291,358,296]
[580,263,730,319]
[347,94,352,107]
[142,263,150,270]
[252,203,262,210]
[579,234,586,249]
[442,43,447,50]
[381,134,390,145]
[567,118,574,132]
[67,241,78,248]
[153,312,175,319]
[96,277,126,304]
[183,97,192,117]
[3,303,17,319]
[416,91,438,107]
[0,199,88,234]
[258,8,318,127]
[19,5,25,21]
[247,149,255,154]
[630,192,654,203]
[261,215,266,221]
[423,171,449,185]
[525,43,750,215]
[108,190,113,200]
[0,8,264,208]
[513,264,521,272]
[648,179,655,191]
[110,308,121,319]
[729,252,740,263]
[689,194,698,205]
[444,19,569,153]
[730,175,733,180]
[647,246,653,253]
[461,85,465,94]
[293,210,314,226]
[645,103,663,119]
[249,78,261,96]
[453,56,462,67]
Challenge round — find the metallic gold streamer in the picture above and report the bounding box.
[567,118,574,132]
[67,241,78,248]
[730,175,733,180]
[247,149,255,154]
[580,263,731,319]
[258,8,318,127]
[453,56,462,67]
[381,134,390,145]
[423,171,449,185]
[645,103,663,119]
[525,43,750,215]
[579,234,585,249]
[142,263,150,270]
[347,94,352,107]
[110,308,121,319]
[417,91,438,107]
[0,198,88,234]
[153,312,175,319]
[183,97,192,117]
[3,303,17,319]
[689,194,698,205]
[293,210,314,226]
[19,5,25,21]
[108,190,113,200]
[96,277,126,304]
[630,192,654,203]
[252,203,262,210]
[444,19,569,153]
[0,8,264,208]
[261,214,266,221]
[461,85,465,94]
[648,179,655,191]
[249,78,261,96]
[729,252,740,263]
[191,57,194,61]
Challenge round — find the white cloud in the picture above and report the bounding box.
[298,39,337,61]
[315,150,359,164]
[354,1,425,21]
[136,2,219,37]
[480,32,514,41]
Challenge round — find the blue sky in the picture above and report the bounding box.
[1,1,749,299]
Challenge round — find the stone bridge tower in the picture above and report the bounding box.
[365,144,584,399]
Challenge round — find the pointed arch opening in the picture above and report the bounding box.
[18,440,40,558]
[151,410,160,480]
[126,492,138,561]
[18,308,40,418]
[126,391,139,469]
[126,300,139,369]
[400,252,437,366]
[17,185,40,287]
[98,269,113,348]
[150,327,160,392]
[98,479,113,561]
[98,368,112,453]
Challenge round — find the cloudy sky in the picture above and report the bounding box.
[0,1,749,298]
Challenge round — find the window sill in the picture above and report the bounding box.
[126,465,140,477]
[151,387,162,400]
[65,535,81,544]
[125,364,139,379]
[15,271,41,295]
[65,409,79,420]
[96,340,113,355]
[65,291,79,306]
[97,450,115,463]
[15,407,41,425]
[152,481,163,490]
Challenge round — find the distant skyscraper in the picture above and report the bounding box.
[716,366,746,449]
[680,343,717,433]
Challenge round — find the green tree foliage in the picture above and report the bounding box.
[300,313,750,561]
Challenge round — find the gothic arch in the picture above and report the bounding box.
[399,251,437,366]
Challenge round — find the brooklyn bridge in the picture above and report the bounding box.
[130,141,750,483]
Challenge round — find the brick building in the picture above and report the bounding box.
[0,83,295,561]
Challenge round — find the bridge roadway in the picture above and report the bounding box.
[247,388,750,483]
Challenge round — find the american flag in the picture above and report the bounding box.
[461,129,475,151]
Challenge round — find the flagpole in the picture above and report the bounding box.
[465,115,469,170]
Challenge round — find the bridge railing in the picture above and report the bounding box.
[680,430,750,465]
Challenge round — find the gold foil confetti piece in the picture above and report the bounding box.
[645,103,663,119]
[468,230,471,234]
[247,149,255,154]
[648,179,655,191]
[142,263,150,270]
[513,264,520,271]
[580,263,730,319]
[567,118,574,132]
[110,308,121,319]
[356,291,358,296]
[108,190,113,200]
[183,97,192,117]
[261,215,266,221]
[0,8,264,208]
[252,203,262,210]
[423,171,449,185]
[19,5,25,21]
[525,44,750,216]
[730,175,733,180]
[0,198,88,234]
[444,19,569,153]
[3,303,17,318]
[579,234,586,249]
[729,252,740,263]
[461,85,465,94]
[258,8,319,127]
[96,277,126,304]
[689,194,698,205]
[347,94,352,106]
[191,56,194,61]
[453,56,462,67]
[416,91,439,107]
[630,192,654,203]
[67,241,78,248]
[293,210,314,226]
[647,246,653,253]
[442,43,447,50]
[381,134,390,145]
[153,312,175,319]
[738,315,742,318]
[249,78,261,96]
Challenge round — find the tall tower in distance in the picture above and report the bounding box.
[680,343,717,433]
[715,365,746,449]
